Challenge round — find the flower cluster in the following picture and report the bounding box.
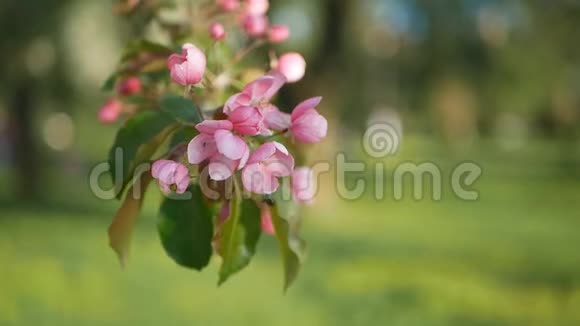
[156,48,327,208]
[151,0,327,214]
[105,0,326,287]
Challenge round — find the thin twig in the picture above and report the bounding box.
[232,39,267,65]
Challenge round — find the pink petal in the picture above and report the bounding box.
[262,104,291,130]
[118,77,142,96]
[196,120,233,134]
[247,142,277,165]
[228,106,259,123]
[241,163,279,194]
[217,0,240,11]
[291,96,323,121]
[276,52,306,83]
[224,93,252,115]
[183,43,206,64]
[208,155,236,181]
[268,25,290,43]
[159,183,172,194]
[98,99,123,124]
[168,44,207,85]
[264,142,294,177]
[262,175,280,194]
[209,23,226,41]
[243,72,286,103]
[170,62,190,86]
[214,130,248,160]
[229,106,264,136]
[272,141,289,155]
[174,164,190,194]
[238,145,250,169]
[241,163,265,193]
[245,0,269,16]
[244,76,273,101]
[181,61,205,85]
[152,160,174,179]
[263,72,287,101]
[291,110,328,144]
[242,14,269,37]
[157,162,178,184]
[167,54,186,70]
[260,205,275,235]
[187,134,217,164]
[292,167,315,204]
[152,161,189,194]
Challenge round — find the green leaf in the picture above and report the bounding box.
[272,180,306,291]
[101,73,118,92]
[108,111,177,199]
[121,39,173,63]
[217,188,262,285]
[169,127,198,149]
[158,185,214,270]
[160,94,203,125]
[108,173,152,267]
[121,95,151,107]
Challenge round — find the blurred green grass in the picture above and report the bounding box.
[1,140,580,326]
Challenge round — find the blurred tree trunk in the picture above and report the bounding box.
[281,0,355,120]
[8,80,40,200]
[0,0,69,201]
[314,0,350,72]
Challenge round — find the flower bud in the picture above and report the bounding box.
[209,23,226,41]
[275,52,306,83]
[117,77,141,96]
[290,97,328,143]
[260,204,275,234]
[268,25,290,43]
[151,160,190,194]
[98,99,123,124]
[167,43,206,86]
[244,0,269,16]
[217,0,240,11]
[243,14,269,37]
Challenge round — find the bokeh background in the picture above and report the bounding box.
[1,0,580,325]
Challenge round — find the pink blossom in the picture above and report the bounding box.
[260,204,275,234]
[224,72,286,115]
[98,99,123,124]
[188,121,249,181]
[268,25,290,43]
[243,14,269,37]
[242,142,295,194]
[292,167,316,204]
[217,0,239,11]
[290,97,328,143]
[262,104,291,131]
[167,43,206,86]
[209,23,226,41]
[195,120,234,134]
[275,52,306,83]
[152,160,190,194]
[117,77,142,96]
[228,106,264,136]
[244,0,269,15]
